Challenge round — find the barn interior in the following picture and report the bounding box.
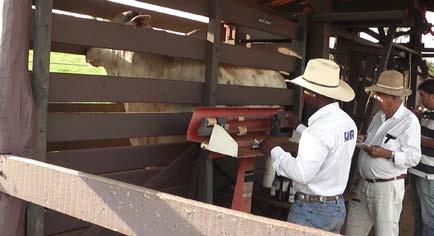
[1,0,434,235]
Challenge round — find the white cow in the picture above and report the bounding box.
[86,11,287,144]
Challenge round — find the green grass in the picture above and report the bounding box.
[28,50,107,75]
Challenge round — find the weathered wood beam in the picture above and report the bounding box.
[47,113,192,142]
[48,73,294,106]
[360,27,396,133]
[0,2,34,233]
[361,29,382,41]
[392,43,419,55]
[423,48,434,52]
[52,0,205,33]
[0,155,334,236]
[46,143,192,174]
[46,14,298,72]
[311,10,408,22]
[378,27,397,71]
[421,53,434,57]
[28,0,53,235]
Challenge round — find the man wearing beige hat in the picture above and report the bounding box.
[345,70,421,236]
[261,58,357,233]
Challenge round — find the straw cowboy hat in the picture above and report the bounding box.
[290,58,355,102]
[365,70,412,97]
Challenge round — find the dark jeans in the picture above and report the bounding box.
[287,197,346,233]
[411,174,434,236]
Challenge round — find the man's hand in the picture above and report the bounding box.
[366,145,392,159]
[357,134,366,143]
[259,136,290,155]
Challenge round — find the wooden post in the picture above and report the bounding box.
[199,0,222,204]
[203,0,222,107]
[0,0,33,235]
[28,0,53,235]
[361,27,396,133]
[407,8,423,107]
[303,0,331,123]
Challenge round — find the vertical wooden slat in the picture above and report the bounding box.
[343,53,363,115]
[361,27,396,133]
[28,0,53,235]
[200,0,222,204]
[407,12,423,107]
[203,0,222,106]
[292,14,308,118]
[0,0,33,235]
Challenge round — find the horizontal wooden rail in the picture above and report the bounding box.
[49,73,294,105]
[49,73,203,104]
[51,14,206,60]
[52,0,205,33]
[47,142,192,174]
[0,155,333,236]
[47,112,191,142]
[49,14,298,71]
[136,0,298,38]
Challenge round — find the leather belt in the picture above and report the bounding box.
[295,192,342,203]
[365,174,407,183]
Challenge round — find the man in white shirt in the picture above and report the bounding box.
[261,58,357,233]
[345,70,421,236]
[408,79,434,236]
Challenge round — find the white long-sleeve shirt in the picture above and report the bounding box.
[271,102,357,196]
[358,104,421,179]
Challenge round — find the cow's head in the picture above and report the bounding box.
[86,11,152,67]
[111,10,152,28]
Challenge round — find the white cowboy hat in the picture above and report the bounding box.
[290,58,355,102]
[365,70,412,97]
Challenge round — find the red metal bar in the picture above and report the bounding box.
[231,157,256,212]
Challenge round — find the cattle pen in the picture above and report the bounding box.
[0,0,433,235]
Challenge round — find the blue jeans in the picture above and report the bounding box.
[410,174,434,236]
[287,197,346,233]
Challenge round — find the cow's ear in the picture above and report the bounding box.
[131,15,151,28]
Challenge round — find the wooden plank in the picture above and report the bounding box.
[29,0,54,235]
[47,143,192,174]
[221,43,299,72]
[48,73,293,105]
[47,139,131,151]
[47,113,192,142]
[51,14,206,60]
[0,0,33,235]
[217,85,294,105]
[52,0,206,33]
[48,103,125,113]
[49,14,296,71]
[221,0,297,39]
[136,0,207,16]
[49,73,203,104]
[0,155,333,236]
[311,10,408,22]
[203,0,222,106]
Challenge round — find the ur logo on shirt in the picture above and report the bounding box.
[344,130,354,142]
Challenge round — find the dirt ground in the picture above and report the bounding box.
[399,184,415,236]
